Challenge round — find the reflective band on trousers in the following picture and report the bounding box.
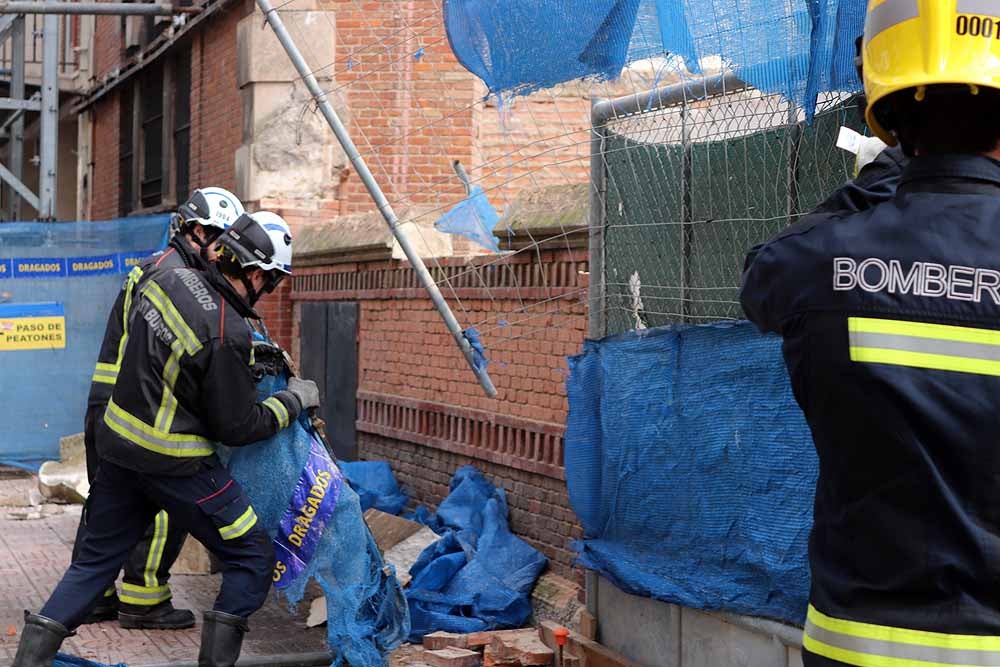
[865,0,919,44]
[219,506,258,541]
[804,605,1000,667]
[849,317,1000,376]
[120,582,171,606]
[104,399,215,457]
[144,511,169,588]
[959,0,1000,19]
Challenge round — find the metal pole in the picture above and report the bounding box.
[255,0,497,398]
[588,98,606,340]
[6,14,23,220]
[141,651,335,667]
[0,2,194,15]
[591,72,746,126]
[38,12,57,219]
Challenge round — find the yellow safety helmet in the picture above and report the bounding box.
[862,0,1000,145]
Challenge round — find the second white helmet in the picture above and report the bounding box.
[178,187,245,231]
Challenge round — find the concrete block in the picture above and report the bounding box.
[238,11,336,87]
[681,608,787,667]
[58,432,85,464]
[787,645,803,667]
[424,647,481,667]
[596,576,679,667]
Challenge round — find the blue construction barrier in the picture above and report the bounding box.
[564,321,817,624]
[0,216,170,467]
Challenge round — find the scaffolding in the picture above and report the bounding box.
[0,1,193,221]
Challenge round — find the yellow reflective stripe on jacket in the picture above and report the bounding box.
[804,605,1000,667]
[143,511,170,588]
[263,396,289,430]
[120,581,171,606]
[154,341,185,432]
[141,281,202,355]
[114,266,145,372]
[219,506,258,541]
[849,317,1000,376]
[105,399,215,457]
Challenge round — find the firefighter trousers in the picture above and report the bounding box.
[72,405,189,610]
[45,459,273,630]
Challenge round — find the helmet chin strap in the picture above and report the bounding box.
[241,272,262,306]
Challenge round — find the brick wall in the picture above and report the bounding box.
[189,1,249,193]
[473,87,592,203]
[291,246,588,574]
[90,92,120,221]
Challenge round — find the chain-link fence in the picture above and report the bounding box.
[595,75,866,336]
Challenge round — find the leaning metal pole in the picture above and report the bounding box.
[0,2,197,15]
[255,0,497,398]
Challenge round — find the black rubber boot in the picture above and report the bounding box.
[198,611,248,667]
[80,592,119,625]
[119,600,196,630]
[12,611,71,667]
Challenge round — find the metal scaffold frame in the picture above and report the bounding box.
[0,1,193,221]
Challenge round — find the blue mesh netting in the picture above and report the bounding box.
[564,321,817,624]
[0,216,170,468]
[443,0,866,112]
[225,370,410,667]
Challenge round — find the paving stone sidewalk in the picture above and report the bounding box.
[0,470,331,665]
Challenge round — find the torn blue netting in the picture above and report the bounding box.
[223,362,410,667]
[434,186,501,253]
[462,327,489,372]
[564,321,816,624]
[443,0,866,113]
[405,467,547,641]
[342,460,409,515]
[444,0,642,97]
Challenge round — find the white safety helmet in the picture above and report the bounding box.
[177,187,245,231]
[215,211,293,300]
[248,211,293,276]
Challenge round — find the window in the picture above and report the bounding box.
[118,49,191,216]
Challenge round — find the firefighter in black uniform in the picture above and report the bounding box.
[13,213,320,667]
[80,186,245,630]
[741,2,1000,665]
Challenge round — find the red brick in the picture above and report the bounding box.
[423,647,481,667]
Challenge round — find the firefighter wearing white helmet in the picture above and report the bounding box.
[71,185,248,633]
[214,211,293,306]
[13,211,318,667]
[174,186,246,262]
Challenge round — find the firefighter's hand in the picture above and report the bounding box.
[287,377,320,411]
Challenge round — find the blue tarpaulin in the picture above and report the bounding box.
[564,321,817,624]
[406,466,548,641]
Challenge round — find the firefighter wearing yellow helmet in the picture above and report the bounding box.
[741,1,1000,666]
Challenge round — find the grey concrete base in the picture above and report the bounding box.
[595,576,803,667]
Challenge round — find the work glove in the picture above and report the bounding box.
[287,377,320,411]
